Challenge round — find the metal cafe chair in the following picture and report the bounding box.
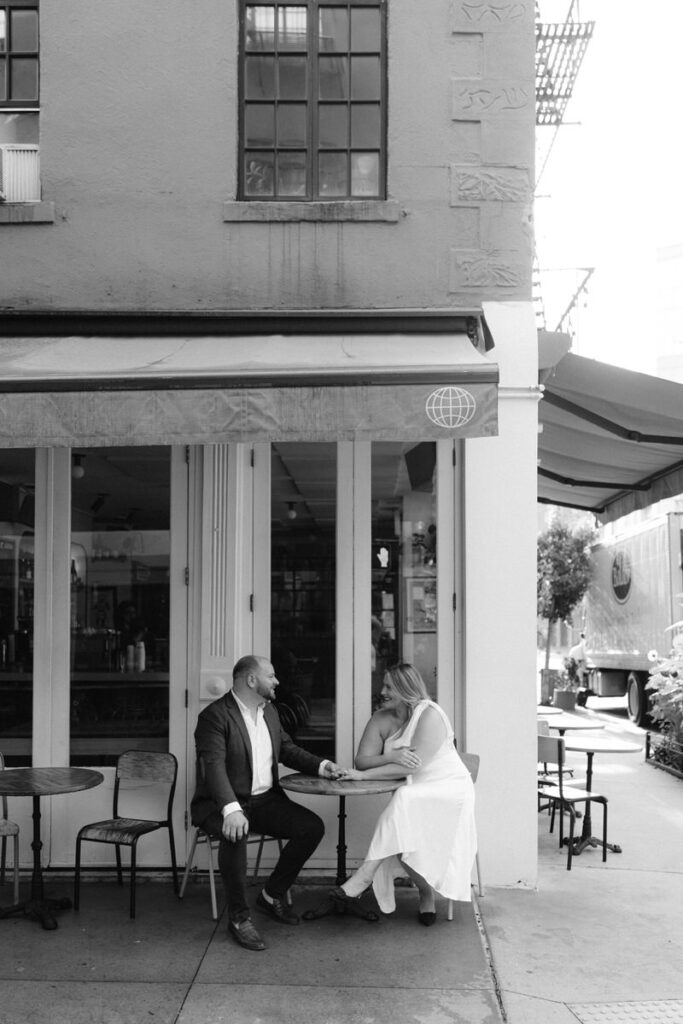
[0,752,20,904]
[179,825,291,920]
[74,750,179,918]
[537,734,607,870]
[447,751,484,921]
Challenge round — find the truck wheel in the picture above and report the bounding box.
[626,672,649,727]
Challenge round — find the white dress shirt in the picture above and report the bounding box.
[222,694,330,818]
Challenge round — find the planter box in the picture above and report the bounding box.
[645,732,683,779]
[552,689,577,711]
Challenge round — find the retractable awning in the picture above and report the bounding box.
[0,320,498,447]
[538,350,683,522]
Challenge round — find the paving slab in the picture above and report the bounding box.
[177,983,501,1024]
[0,980,187,1024]
[196,887,495,994]
[0,879,212,983]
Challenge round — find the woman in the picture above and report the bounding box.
[333,663,477,925]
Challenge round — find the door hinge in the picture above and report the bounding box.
[184,810,188,830]
[185,445,190,464]
[184,689,189,708]
[250,448,254,468]
[249,593,254,613]
[453,593,457,611]
[184,567,190,586]
[452,447,456,466]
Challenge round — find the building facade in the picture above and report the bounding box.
[0,0,539,888]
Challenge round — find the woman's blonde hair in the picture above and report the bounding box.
[384,662,429,708]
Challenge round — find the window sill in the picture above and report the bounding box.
[223,199,400,223]
[0,201,55,224]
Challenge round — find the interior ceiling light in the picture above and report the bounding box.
[287,502,297,520]
[72,454,85,479]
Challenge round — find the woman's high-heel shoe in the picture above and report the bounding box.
[418,910,436,926]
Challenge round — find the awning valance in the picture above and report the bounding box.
[538,351,683,522]
[0,333,499,447]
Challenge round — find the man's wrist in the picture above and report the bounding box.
[222,801,241,817]
[318,759,331,776]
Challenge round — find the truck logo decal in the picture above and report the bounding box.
[611,550,632,603]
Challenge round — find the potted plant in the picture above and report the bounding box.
[645,625,683,778]
[537,520,595,705]
[552,655,582,711]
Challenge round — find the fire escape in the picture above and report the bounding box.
[534,2,595,332]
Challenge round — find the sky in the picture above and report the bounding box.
[535,0,682,375]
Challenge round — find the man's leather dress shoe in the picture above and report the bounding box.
[256,892,299,925]
[228,918,266,951]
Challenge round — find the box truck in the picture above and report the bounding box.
[581,505,683,726]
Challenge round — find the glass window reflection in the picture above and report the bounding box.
[10,9,38,52]
[271,443,337,760]
[319,8,348,51]
[69,448,170,768]
[0,449,35,766]
[371,443,437,708]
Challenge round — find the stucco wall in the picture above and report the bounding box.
[2,0,535,312]
[465,300,540,887]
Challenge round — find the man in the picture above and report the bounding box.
[191,654,345,951]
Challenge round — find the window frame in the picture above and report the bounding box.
[238,0,387,202]
[0,0,40,112]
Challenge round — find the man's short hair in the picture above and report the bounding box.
[233,654,263,682]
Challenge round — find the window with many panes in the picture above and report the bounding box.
[0,1,40,202]
[240,1,386,200]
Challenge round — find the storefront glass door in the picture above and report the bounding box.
[0,449,35,766]
[270,443,336,760]
[69,447,171,767]
[370,442,439,704]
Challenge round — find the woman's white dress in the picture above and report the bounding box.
[366,699,477,913]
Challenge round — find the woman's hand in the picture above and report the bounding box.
[342,768,365,781]
[393,746,422,770]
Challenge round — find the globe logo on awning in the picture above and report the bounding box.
[425,386,477,428]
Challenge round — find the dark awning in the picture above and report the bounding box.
[0,330,499,447]
[538,350,683,522]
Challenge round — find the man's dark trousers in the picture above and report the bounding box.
[200,789,324,923]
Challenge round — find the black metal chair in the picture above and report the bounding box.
[537,734,607,870]
[74,750,179,917]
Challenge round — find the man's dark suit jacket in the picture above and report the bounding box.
[190,690,324,827]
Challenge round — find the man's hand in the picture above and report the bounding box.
[222,809,249,842]
[321,760,346,780]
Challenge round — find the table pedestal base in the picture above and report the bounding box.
[563,836,622,856]
[0,895,71,930]
[302,891,379,923]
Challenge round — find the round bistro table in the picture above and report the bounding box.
[280,773,403,881]
[546,715,605,737]
[0,766,104,930]
[562,735,643,856]
[280,773,404,921]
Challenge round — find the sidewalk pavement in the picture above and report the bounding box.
[478,705,683,1024]
[0,706,681,1024]
[0,869,501,1024]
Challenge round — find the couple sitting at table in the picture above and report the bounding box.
[191,654,477,951]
